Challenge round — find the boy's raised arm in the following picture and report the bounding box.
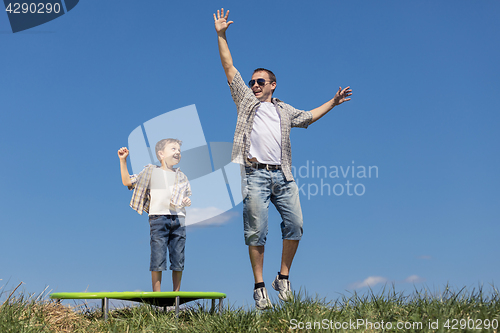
[214,8,237,84]
[117,147,132,187]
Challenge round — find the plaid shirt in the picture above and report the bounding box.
[229,70,313,181]
[128,164,191,215]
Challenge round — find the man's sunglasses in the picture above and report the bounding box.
[248,78,272,87]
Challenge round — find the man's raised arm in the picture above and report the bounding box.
[310,86,353,124]
[214,8,237,84]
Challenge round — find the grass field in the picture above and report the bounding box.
[1,284,499,332]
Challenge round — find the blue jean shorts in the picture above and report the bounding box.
[149,215,186,272]
[242,167,304,246]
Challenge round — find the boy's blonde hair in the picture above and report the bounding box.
[155,138,182,161]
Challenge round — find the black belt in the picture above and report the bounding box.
[249,162,281,170]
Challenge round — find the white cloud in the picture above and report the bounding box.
[349,276,388,289]
[185,207,238,227]
[349,274,426,289]
[403,275,425,283]
[417,255,432,260]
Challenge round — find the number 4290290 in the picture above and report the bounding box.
[444,318,498,330]
[5,2,61,14]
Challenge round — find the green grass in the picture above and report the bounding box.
[1,285,499,332]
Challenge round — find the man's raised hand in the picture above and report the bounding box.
[333,86,352,106]
[214,8,233,34]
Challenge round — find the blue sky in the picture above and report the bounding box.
[1,1,499,309]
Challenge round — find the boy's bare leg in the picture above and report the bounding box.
[249,245,265,283]
[152,271,162,292]
[280,240,299,276]
[172,271,182,291]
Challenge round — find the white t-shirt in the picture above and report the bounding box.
[248,102,282,164]
[149,168,185,216]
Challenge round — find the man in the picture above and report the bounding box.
[214,8,352,309]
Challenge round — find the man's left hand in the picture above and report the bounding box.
[333,86,352,105]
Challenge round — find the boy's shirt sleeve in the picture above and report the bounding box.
[128,173,139,190]
[185,178,192,198]
[129,165,153,215]
[170,170,191,208]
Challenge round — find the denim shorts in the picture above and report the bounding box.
[149,215,186,272]
[242,167,303,246]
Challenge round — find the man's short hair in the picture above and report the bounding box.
[253,68,276,83]
[155,138,182,161]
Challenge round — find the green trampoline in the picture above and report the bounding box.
[50,291,226,319]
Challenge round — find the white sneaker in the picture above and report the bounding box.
[272,275,293,301]
[253,287,272,310]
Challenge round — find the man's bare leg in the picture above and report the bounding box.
[249,245,265,283]
[152,271,162,292]
[249,245,272,308]
[271,240,298,302]
[280,240,299,276]
[172,271,182,291]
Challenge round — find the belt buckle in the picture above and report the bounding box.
[266,164,270,171]
[248,160,258,170]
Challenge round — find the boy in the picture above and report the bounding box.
[117,138,192,292]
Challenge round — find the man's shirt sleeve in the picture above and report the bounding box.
[230,70,258,114]
[229,70,245,105]
[289,105,313,128]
